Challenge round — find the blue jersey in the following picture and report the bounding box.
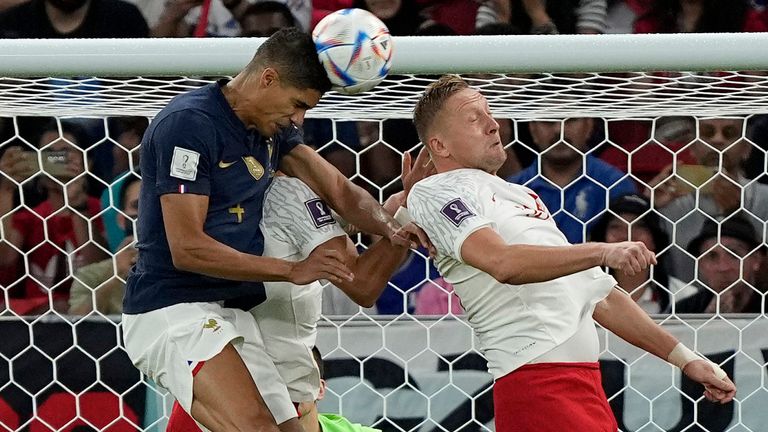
[508,155,637,244]
[123,80,303,314]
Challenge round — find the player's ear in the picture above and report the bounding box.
[260,67,279,88]
[428,136,449,158]
[317,379,326,401]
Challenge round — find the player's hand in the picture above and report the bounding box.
[289,247,353,285]
[599,241,657,276]
[393,222,436,256]
[401,147,435,198]
[683,359,737,404]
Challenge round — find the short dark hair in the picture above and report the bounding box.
[119,173,141,210]
[413,75,469,144]
[247,27,332,94]
[311,346,324,379]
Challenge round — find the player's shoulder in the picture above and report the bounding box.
[266,176,317,201]
[412,169,485,197]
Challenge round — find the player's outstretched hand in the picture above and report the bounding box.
[402,147,436,197]
[600,241,657,275]
[393,222,436,256]
[289,247,353,285]
[683,359,737,404]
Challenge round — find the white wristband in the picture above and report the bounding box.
[667,343,700,370]
[668,343,728,380]
[394,206,413,226]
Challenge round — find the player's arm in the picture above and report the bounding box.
[161,193,352,285]
[460,227,656,285]
[315,234,408,307]
[280,144,402,243]
[593,287,736,404]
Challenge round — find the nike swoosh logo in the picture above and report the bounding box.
[218,160,236,168]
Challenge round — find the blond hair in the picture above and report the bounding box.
[413,75,469,144]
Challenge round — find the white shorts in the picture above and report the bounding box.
[251,281,323,403]
[122,302,296,425]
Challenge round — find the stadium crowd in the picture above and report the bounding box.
[0,0,766,317]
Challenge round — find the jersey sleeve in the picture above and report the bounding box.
[275,125,305,159]
[407,180,494,262]
[152,110,216,196]
[262,177,347,258]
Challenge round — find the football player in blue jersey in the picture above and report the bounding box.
[122,28,421,432]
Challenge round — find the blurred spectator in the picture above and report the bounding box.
[353,0,424,35]
[0,143,39,295]
[656,117,768,281]
[628,0,750,33]
[0,121,106,315]
[598,117,697,185]
[417,0,481,34]
[239,0,295,36]
[486,0,607,34]
[414,276,464,315]
[69,175,140,315]
[508,118,637,243]
[589,194,697,313]
[100,117,146,252]
[141,0,241,37]
[606,0,635,33]
[0,0,27,12]
[0,0,148,38]
[311,0,352,29]
[675,214,765,313]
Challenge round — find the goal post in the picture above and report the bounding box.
[0,34,766,432]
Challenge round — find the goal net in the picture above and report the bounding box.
[0,34,766,432]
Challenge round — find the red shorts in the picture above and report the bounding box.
[493,362,618,432]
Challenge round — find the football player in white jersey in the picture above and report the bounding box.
[406,75,737,432]
[166,152,433,432]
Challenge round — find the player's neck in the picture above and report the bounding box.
[221,77,261,132]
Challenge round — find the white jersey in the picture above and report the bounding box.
[407,169,616,379]
[252,176,347,402]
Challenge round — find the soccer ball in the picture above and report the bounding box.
[312,8,393,95]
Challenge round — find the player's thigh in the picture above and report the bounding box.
[235,309,298,425]
[191,343,279,432]
[123,303,284,430]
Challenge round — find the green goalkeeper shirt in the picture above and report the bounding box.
[318,414,381,432]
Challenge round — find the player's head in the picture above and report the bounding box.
[413,75,505,174]
[238,28,332,136]
[246,27,332,94]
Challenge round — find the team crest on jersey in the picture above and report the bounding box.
[440,198,475,227]
[242,156,265,180]
[305,198,336,228]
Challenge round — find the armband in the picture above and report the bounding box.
[394,206,413,226]
[668,343,727,380]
